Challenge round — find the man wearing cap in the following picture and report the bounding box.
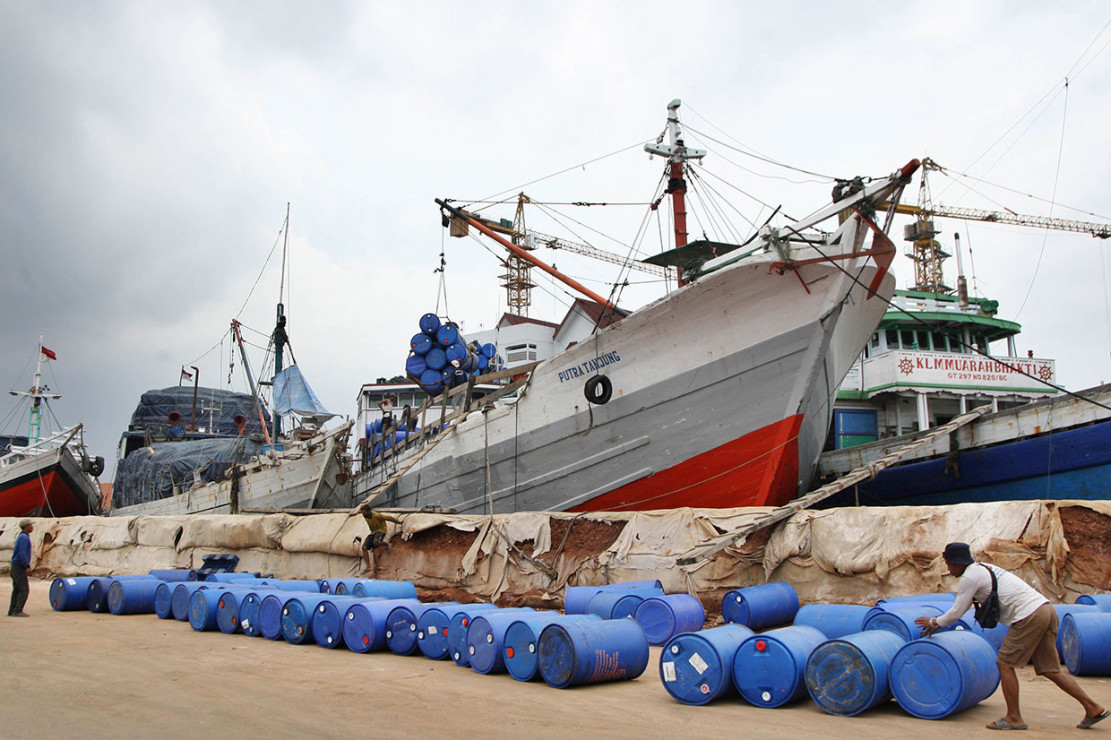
[916,542,1108,731]
[8,519,33,617]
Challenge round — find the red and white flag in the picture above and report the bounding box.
[180,367,194,381]
[40,346,57,361]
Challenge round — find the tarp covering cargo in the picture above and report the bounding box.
[111,438,266,508]
[4,501,1109,613]
[126,386,269,436]
[272,366,335,423]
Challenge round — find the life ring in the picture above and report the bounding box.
[584,375,612,405]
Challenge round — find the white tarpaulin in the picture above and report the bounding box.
[3,499,1109,607]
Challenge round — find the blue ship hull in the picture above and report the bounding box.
[818,421,1111,507]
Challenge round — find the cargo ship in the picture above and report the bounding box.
[353,99,919,514]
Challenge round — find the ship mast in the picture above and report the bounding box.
[645,99,706,251]
[9,337,62,443]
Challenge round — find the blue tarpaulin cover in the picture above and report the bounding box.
[272,366,335,422]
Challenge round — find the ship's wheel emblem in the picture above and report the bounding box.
[1038,364,1053,381]
[898,358,915,375]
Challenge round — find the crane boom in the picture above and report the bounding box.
[891,202,1111,239]
[522,231,671,278]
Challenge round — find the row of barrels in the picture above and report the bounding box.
[47,571,653,689]
[407,313,502,395]
[683,582,1111,718]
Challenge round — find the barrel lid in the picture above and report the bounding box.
[805,637,891,716]
[635,599,678,645]
[659,633,729,705]
[537,624,577,688]
[503,620,542,681]
[889,639,965,719]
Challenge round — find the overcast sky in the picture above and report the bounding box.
[3,1,1110,475]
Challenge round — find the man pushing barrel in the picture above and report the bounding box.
[915,542,1107,731]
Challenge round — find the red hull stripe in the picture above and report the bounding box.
[570,414,803,512]
[0,466,92,518]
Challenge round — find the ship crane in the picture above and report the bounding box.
[884,159,1111,295]
[447,193,671,315]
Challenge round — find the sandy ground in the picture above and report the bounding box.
[1,578,1108,740]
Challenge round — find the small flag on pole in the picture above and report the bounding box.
[41,346,57,361]
[181,367,194,381]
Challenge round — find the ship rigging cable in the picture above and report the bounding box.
[782,220,1111,414]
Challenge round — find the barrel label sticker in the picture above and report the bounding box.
[428,626,438,635]
[688,652,709,675]
[67,579,77,585]
[662,661,677,682]
[242,619,251,630]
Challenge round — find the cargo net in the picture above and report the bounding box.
[405,313,503,396]
[126,386,271,437]
[112,437,265,508]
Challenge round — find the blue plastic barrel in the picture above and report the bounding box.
[722,582,800,630]
[587,589,664,619]
[238,592,270,637]
[481,343,497,359]
[732,625,827,708]
[410,333,433,356]
[215,590,253,634]
[342,598,422,653]
[154,583,176,619]
[86,575,156,613]
[634,594,706,646]
[805,630,905,716]
[875,592,957,606]
[425,347,447,371]
[1054,604,1101,660]
[419,313,441,336]
[979,621,1010,652]
[1061,612,1111,675]
[189,590,223,631]
[792,604,870,640]
[416,603,500,660]
[203,572,261,583]
[468,610,555,675]
[312,597,382,648]
[863,604,944,642]
[107,579,162,615]
[386,602,459,656]
[281,594,353,645]
[435,324,459,346]
[564,580,665,615]
[171,582,209,621]
[258,593,303,640]
[350,580,419,600]
[446,607,533,667]
[1075,594,1111,611]
[538,618,651,689]
[417,369,443,393]
[270,580,324,593]
[503,614,603,682]
[147,569,196,582]
[660,624,755,705]
[405,353,428,377]
[889,631,1001,719]
[50,577,97,611]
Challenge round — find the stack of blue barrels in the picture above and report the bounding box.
[406,313,502,396]
[47,571,661,691]
[653,581,1012,721]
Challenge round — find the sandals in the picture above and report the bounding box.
[987,719,1028,731]
[1079,710,1111,730]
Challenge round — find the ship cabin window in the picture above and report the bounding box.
[506,343,537,363]
[885,329,898,349]
[932,332,949,352]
